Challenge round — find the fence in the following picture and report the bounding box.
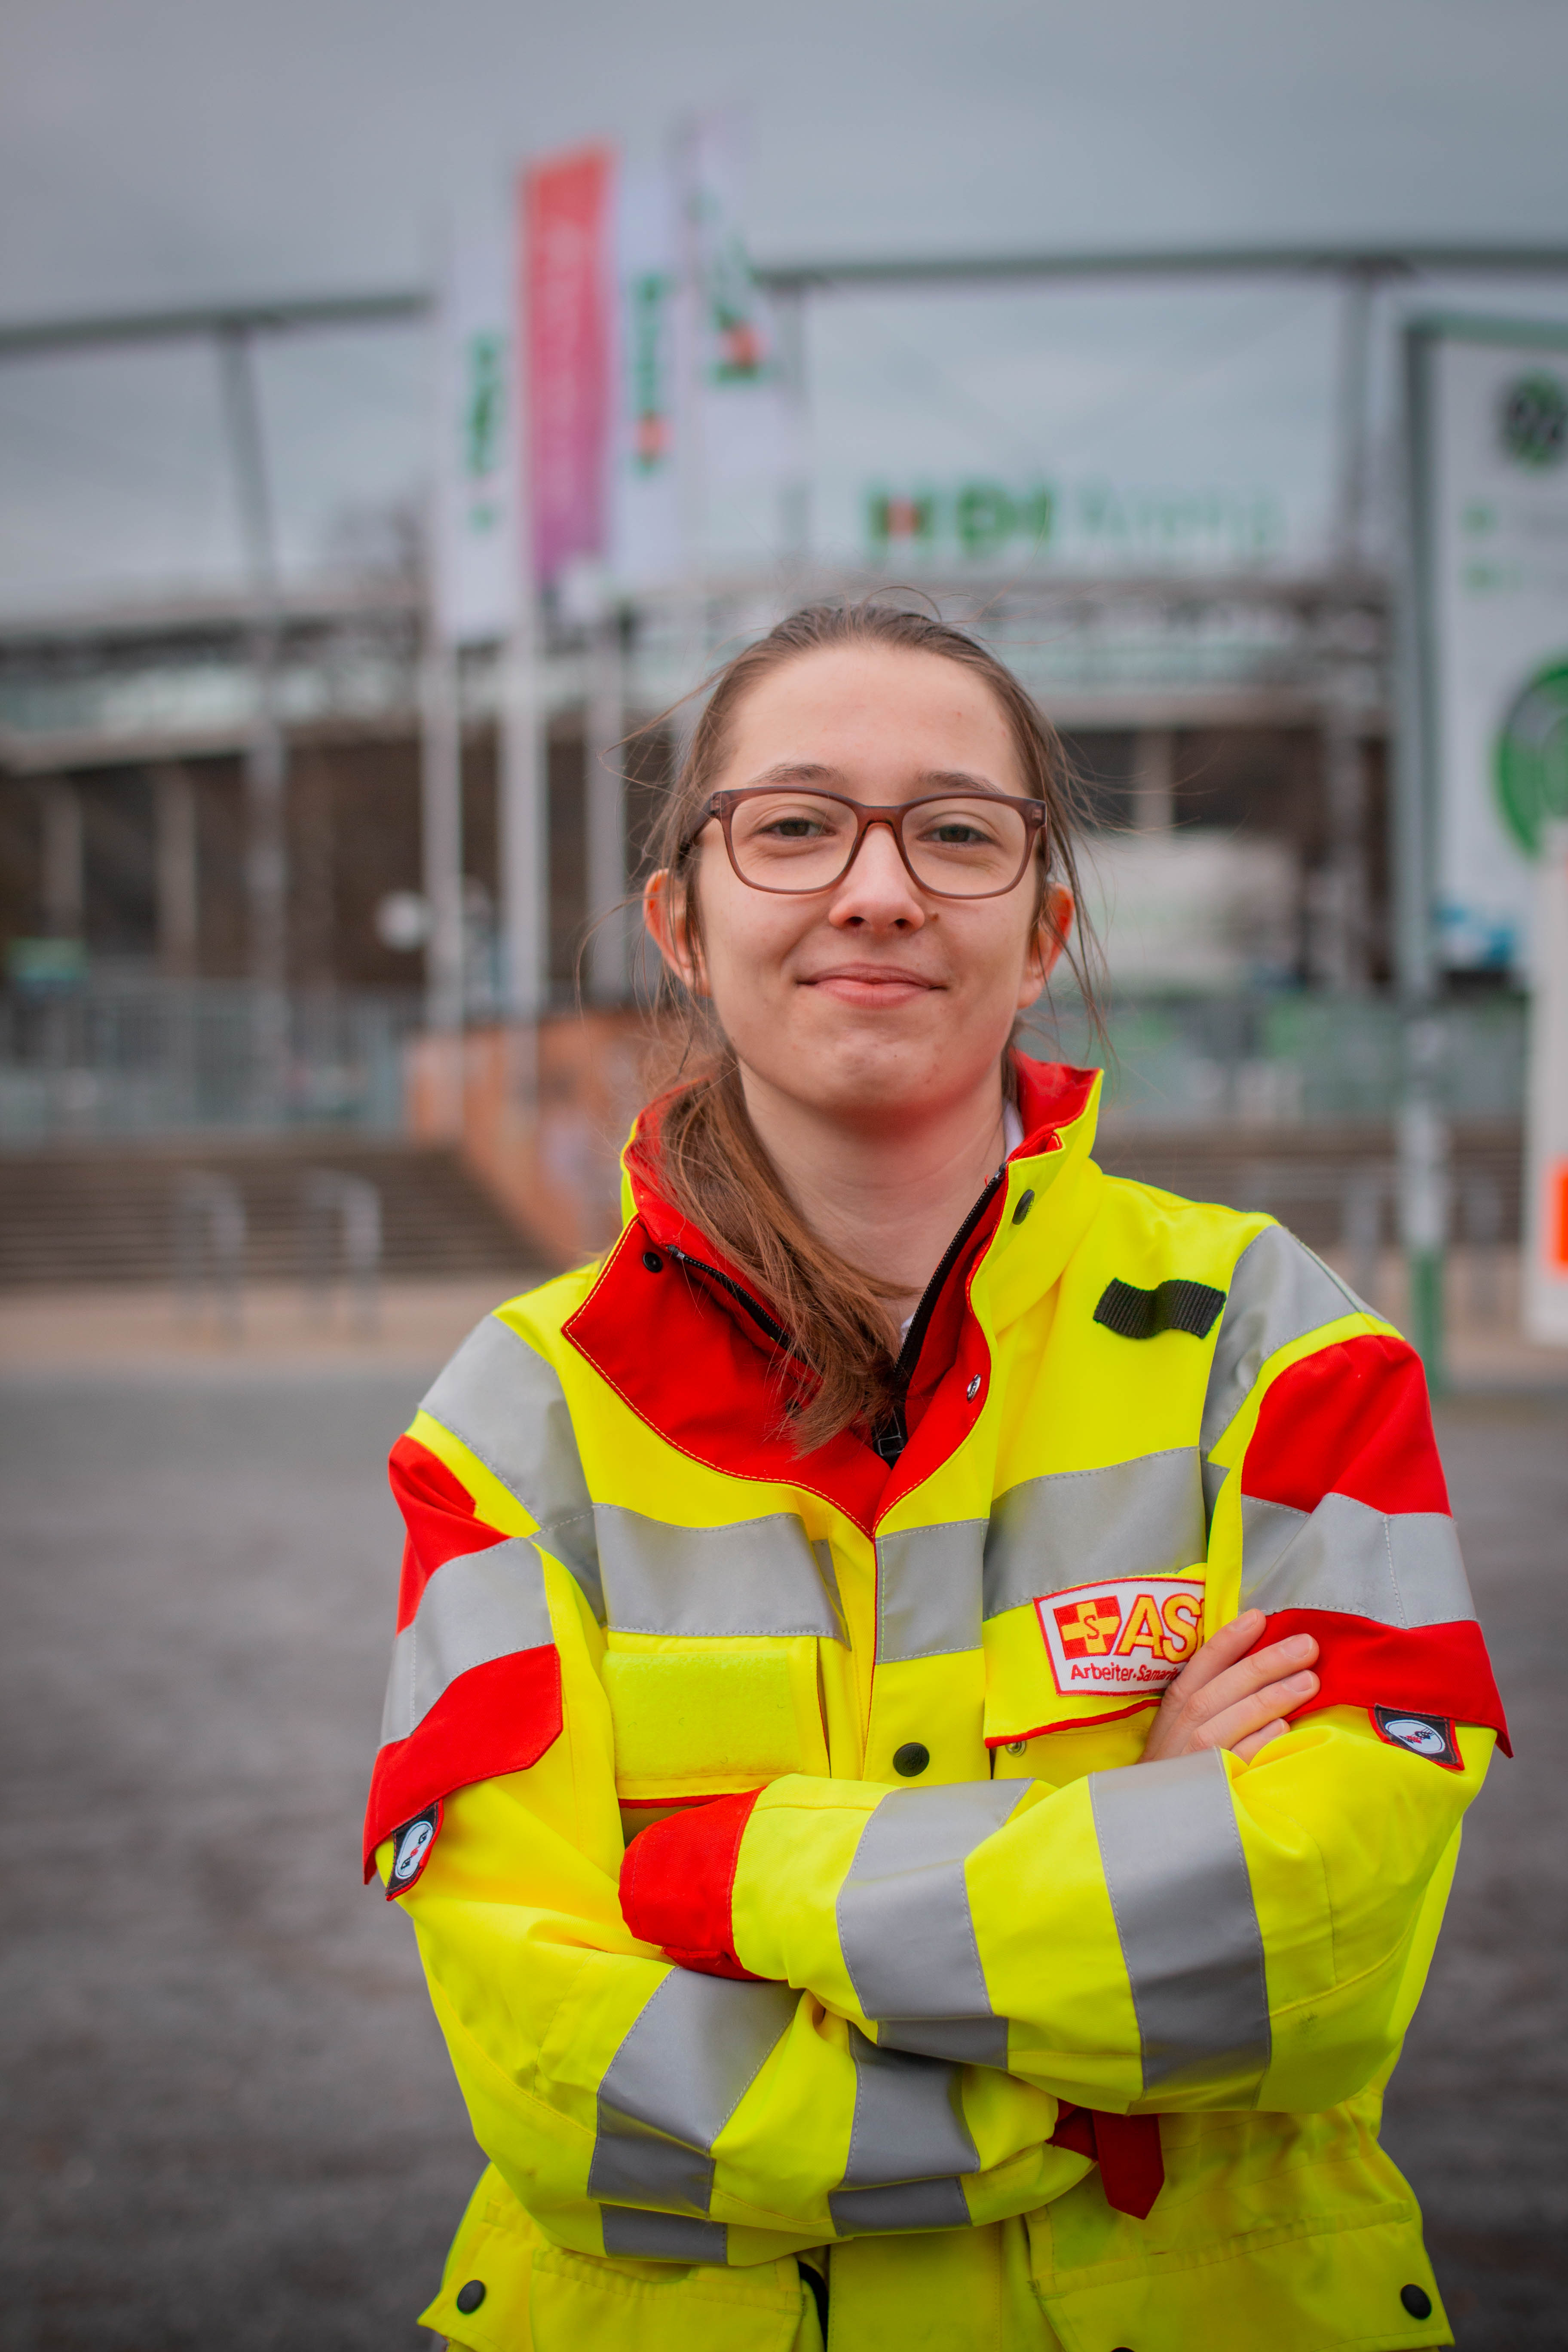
[0,977,420,1144]
[1032,989,1528,1129]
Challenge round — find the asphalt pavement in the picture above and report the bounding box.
[0,1369,1563,2352]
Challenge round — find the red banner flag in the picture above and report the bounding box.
[522,144,615,588]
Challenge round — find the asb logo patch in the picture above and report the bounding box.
[386,1801,443,1899]
[1036,1577,1204,1698]
[1372,1707,1463,1770]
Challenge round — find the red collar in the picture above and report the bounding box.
[565,1057,1099,1533]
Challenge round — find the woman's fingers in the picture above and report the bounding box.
[1139,1611,1320,1764]
[1161,1607,1269,1695]
[1231,1718,1290,1764]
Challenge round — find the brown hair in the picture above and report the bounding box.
[632,598,1098,1452]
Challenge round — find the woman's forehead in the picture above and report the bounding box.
[723,643,1021,779]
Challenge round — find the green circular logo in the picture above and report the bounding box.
[1496,655,1568,854]
[1499,371,1568,469]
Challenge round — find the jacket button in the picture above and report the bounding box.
[641,1250,663,1273]
[893,1742,930,1777]
[966,1375,982,1401]
[455,2280,487,2314]
[1011,1188,1035,1224]
[1400,2286,1433,2320]
[1004,1740,1028,1756]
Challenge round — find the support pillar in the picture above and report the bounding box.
[40,777,84,937]
[420,642,465,1032]
[153,764,199,978]
[585,613,627,1003]
[1131,729,1175,831]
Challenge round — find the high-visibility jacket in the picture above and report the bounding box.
[365,1057,1508,2352]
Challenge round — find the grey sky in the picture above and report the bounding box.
[4,0,1568,610]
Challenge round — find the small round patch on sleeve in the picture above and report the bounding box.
[1372,1707,1463,1770]
[386,1801,443,1898]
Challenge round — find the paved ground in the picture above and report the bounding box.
[0,1369,1563,2351]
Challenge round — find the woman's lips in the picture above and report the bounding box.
[801,966,941,1008]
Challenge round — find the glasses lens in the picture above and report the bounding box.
[903,796,1031,895]
[727,792,858,889]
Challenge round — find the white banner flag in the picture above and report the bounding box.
[681,109,796,493]
[431,236,520,646]
[609,166,684,588]
[1413,317,1568,974]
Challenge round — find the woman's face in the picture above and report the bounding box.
[646,644,1070,1129]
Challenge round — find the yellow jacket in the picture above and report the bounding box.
[366,1060,1507,2352]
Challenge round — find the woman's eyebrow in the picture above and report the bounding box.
[736,763,1006,794]
[741,761,843,787]
[916,769,1005,796]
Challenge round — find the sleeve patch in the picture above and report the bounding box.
[386,1801,444,1898]
[1372,1707,1464,1770]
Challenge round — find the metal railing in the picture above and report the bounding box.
[0,978,419,1144]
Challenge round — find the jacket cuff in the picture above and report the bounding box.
[618,1789,766,1979]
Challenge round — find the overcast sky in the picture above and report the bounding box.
[4,0,1568,611]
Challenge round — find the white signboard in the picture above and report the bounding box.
[431,237,519,646]
[1414,318,1568,974]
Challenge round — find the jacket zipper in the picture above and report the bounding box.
[663,1163,1006,1461]
[873,1166,1006,1461]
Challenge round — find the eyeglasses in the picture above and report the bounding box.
[693,786,1047,900]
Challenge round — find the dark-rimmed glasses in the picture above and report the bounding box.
[692,786,1047,900]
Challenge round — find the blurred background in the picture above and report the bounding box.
[1,3,1565,2346]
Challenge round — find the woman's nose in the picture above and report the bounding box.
[827,819,927,928]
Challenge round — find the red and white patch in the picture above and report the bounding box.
[385,1800,443,1899]
[1036,1576,1205,1699]
[1372,1706,1464,1770]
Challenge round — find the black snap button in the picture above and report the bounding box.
[1012,1188,1035,1225]
[893,1742,930,1777]
[1400,2285,1433,2321]
[455,2279,487,2315]
[641,1250,663,1273]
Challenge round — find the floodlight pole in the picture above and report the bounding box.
[216,324,290,1106]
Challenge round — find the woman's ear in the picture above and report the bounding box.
[643,868,706,995]
[1017,883,1073,1010]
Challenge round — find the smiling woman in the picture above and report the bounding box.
[366,600,1509,2352]
[638,601,1091,1452]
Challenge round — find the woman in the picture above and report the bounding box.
[366,603,1507,2352]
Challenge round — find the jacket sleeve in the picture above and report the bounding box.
[366,1313,1096,2269]
[625,1234,1508,2121]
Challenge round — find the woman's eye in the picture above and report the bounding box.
[760,815,826,839]
[924,820,993,846]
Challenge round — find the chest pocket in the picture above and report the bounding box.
[981,1449,1209,1745]
[596,1506,841,1802]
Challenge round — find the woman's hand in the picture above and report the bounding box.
[1139,1609,1319,1767]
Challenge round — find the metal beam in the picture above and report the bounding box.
[756,242,1568,294]
[4,244,1568,362]
[0,288,428,360]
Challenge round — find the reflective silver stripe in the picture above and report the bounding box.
[837,1781,1023,2067]
[1089,1749,1270,2095]
[379,1537,553,1744]
[829,2177,971,2234]
[983,1451,1205,1621]
[588,1969,796,2215]
[840,2029,978,2185]
[875,1522,987,1663]
[1240,1491,1476,1625]
[1201,1228,1363,1461]
[420,1315,602,1617]
[594,1506,845,1640]
[601,2208,729,2263]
